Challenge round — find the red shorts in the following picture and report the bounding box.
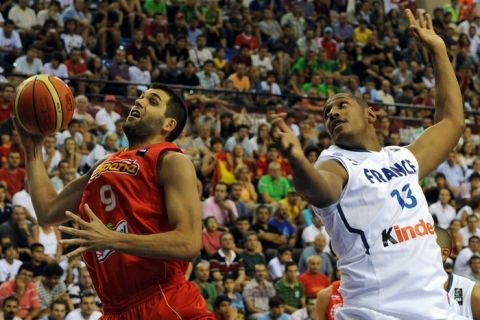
[100,281,214,320]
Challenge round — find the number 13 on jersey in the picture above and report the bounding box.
[390,184,417,209]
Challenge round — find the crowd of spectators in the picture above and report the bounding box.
[0,0,479,319]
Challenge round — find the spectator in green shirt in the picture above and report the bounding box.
[179,0,197,22]
[275,262,305,314]
[258,162,291,204]
[143,0,167,17]
[193,260,217,311]
[301,73,322,95]
[291,50,320,75]
[318,72,340,98]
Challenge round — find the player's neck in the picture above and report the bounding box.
[128,135,167,150]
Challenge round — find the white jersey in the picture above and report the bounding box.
[447,273,475,319]
[313,145,449,319]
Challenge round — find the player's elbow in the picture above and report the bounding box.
[183,241,201,261]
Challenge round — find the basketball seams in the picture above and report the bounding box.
[39,75,63,132]
[31,77,45,136]
[14,77,34,131]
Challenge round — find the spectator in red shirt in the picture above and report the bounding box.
[0,84,14,123]
[255,144,291,179]
[235,22,260,52]
[298,255,330,298]
[0,151,26,199]
[317,26,337,60]
[64,48,91,94]
[144,12,168,43]
[0,263,40,319]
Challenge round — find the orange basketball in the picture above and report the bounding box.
[14,75,74,136]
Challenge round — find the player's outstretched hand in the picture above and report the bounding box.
[270,114,304,159]
[12,116,45,155]
[405,8,446,52]
[59,204,117,258]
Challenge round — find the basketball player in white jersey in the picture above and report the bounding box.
[436,227,480,319]
[271,9,465,319]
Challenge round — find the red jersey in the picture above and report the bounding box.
[0,168,26,196]
[79,142,188,307]
[326,280,343,320]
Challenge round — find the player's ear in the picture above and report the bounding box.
[162,118,177,135]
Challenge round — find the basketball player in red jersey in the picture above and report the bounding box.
[15,85,213,319]
[316,280,343,320]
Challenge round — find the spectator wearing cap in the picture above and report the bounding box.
[0,20,22,68]
[317,26,337,60]
[168,12,188,43]
[14,48,43,76]
[454,235,480,276]
[460,215,480,247]
[95,95,121,135]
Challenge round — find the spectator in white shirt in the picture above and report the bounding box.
[189,34,213,68]
[0,20,22,68]
[95,95,121,135]
[8,0,37,48]
[252,46,273,78]
[302,214,330,249]
[454,235,480,277]
[460,214,480,247]
[65,292,102,320]
[128,57,151,93]
[43,53,69,79]
[429,188,457,229]
[37,1,64,28]
[0,243,22,282]
[14,48,43,76]
[267,245,292,281]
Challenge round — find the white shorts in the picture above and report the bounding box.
[334,306,471,320]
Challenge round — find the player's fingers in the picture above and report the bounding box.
[65,246,89,259]
[59,238,91,246]
[84,204,100,222]
[405,9,417,27]
[417,9,426,28]
[64,211,90,228]
[425,13,433,30]
[58,225,90,237]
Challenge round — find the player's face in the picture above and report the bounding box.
[324,94,372,147]
[125,89,173,144]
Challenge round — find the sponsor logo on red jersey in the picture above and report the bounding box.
[382,218,435,247]
[90,159,140,181]
[96,220,128,263]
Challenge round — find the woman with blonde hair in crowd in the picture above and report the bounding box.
[61,137,82,172]
[234,165,258,206]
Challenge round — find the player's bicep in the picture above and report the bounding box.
[407,121,462,179]
[158,152,201,239]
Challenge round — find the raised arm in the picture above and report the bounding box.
[271,118,347,208]
[405,9,464,179]
[15,119,89,225]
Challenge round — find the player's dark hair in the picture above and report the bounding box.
[43,263,64,278]
[150,84,187,142]
[434,226,452,252]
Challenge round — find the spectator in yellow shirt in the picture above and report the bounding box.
[280,188,303,226]
[354,19,372,46]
